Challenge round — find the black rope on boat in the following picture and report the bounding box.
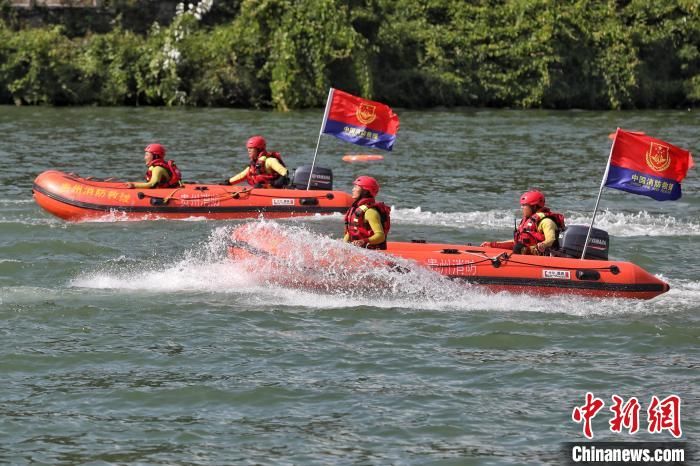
[230,189,253,199]
[426,251,620,273]
[505,257,621,273]
[426,251,509,269]
[135,189,252,204]
[120,185,336,205]
[227,239,272,259]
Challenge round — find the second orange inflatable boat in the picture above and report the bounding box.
[228,223,670,300]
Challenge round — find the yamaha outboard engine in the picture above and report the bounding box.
[291,165,333,190]
[558,225,610,260]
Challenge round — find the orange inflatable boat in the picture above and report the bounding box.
[228,223,670,300]
[32,166,353,221]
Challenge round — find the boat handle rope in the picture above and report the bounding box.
[428,251,621,274]
[134,188,332,203]
[136,188,253,204]
[506,257,621,274]
[241,191,336,200]
[427,256,504,269]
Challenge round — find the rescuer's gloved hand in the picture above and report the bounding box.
[271,175,290,188]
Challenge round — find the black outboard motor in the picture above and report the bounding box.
[291,164,333,190]
[558,224,610,260]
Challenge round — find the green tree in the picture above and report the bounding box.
[0,25,82,105]
[229,0,372,110]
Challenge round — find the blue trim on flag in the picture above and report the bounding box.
[323,120,396,151]
[605,165,682,201]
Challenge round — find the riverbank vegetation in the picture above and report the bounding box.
[1,0,698,110]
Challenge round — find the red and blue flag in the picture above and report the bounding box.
[605,129,694,201]
[322,89,399,151]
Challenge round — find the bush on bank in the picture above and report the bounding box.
[0,0,698,110]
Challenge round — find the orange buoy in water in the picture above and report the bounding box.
[342,154,384,163]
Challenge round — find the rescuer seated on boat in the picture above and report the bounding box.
[481,190,566,256]
[343,176,392,250]
[125,143,182,189]
[224,135,290,188]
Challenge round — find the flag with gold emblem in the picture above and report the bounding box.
[605,129,694,201]
[321,88,399,151]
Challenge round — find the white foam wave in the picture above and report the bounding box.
[568,210,700,237]
[0,216,66,227]
[391,206,511,229]
[0,199,34,205]
[79,211,220,223]
[0,286,85,305]
[391,207,700,237]
[256,286,663,316]
[68,220,691,316]
[655,278,700,308]
[78,211,169,223]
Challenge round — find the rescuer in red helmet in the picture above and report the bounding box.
[343,176,392,249]
[224,135,289,188]
[125,143,182,189]
[481,190,565,255]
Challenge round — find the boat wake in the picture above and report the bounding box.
[388,207,700,237]
[67,221,694,316]
[79,211,214,223]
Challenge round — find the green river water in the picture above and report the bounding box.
[0,106,698,465]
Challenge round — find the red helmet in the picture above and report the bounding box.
[144,143,166,158]
[246,136,266,150]
[520,190,545,209]
[353,176,380,197]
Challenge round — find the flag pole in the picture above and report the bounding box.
[580,128,620,259]
[306,88,334,190]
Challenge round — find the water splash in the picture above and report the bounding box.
[70,230,253,293]
[228,220,460,300]
[71,261,255,293]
